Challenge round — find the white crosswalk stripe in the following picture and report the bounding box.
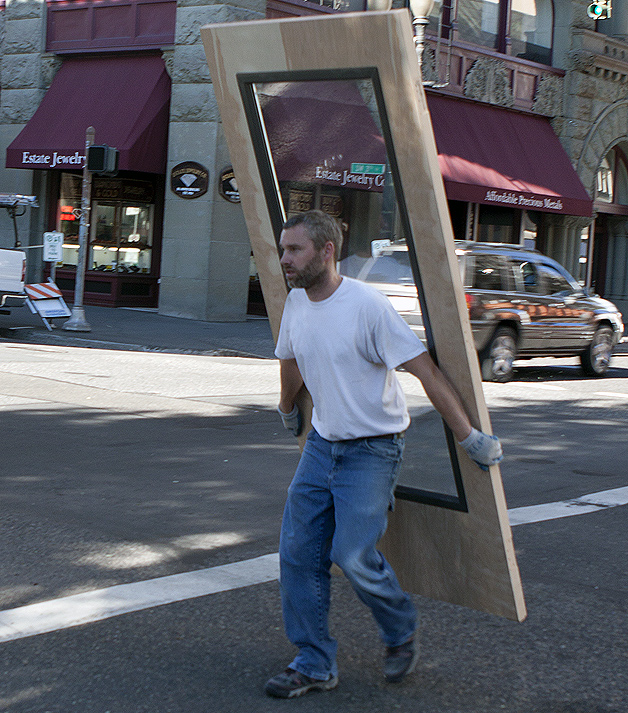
[1,486,626,645]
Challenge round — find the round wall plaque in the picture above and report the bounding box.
[171,161,209,199]
[219,167,240,203]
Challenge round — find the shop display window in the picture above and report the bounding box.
[56,173,154,274]
[477,204,518,243]
[91,203,153,273]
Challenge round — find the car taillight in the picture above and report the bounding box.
[21,258,26,283]
[465,293,477,311]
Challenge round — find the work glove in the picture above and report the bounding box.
[458,427,503,471]
[277,404,302,437]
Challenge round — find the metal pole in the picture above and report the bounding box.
[63,127,94,332]
[9,206,21,248]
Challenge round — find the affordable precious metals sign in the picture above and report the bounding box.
[484,190,564,212]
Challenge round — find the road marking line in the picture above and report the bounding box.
[0,553,278,644]
[1,487,627,645]
[508,486,628,526]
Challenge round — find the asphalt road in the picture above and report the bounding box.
[0,344,627,713]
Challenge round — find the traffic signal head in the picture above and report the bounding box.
[587,0,611,19]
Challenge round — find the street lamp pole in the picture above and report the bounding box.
[63,126,94,332]
[409,0,435,67]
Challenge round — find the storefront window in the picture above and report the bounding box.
[522,211,539,249]
[477,205,518,243]
[56,173,155,274]
[91,203,153,273]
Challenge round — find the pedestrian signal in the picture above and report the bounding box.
[587,0,611,19]
[87,145,119,175]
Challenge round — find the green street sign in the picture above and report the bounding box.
[350,163,386,175]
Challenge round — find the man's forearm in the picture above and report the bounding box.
[401,353,472,442]
[279,358,304,413]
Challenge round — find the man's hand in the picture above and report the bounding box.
[278,404,303,437]
[458,428,503,471]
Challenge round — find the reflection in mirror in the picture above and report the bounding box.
[249,75,465,509]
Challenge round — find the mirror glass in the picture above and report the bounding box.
[244,74,465,508]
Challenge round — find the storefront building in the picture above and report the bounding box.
[0,0,262,319]
[5,52,170,306]
[1,0,627,327]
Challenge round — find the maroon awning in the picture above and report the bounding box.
[426,94,593,217]
[258,80,388,192]
[6,55,170,174]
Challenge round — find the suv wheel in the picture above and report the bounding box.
[480,326,517,382]
[580,325,614,377]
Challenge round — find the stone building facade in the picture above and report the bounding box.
[0,0,263,321]
[1,0,628,325]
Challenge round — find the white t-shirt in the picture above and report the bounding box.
[275,277,427,441]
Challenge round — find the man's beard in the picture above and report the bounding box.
[285,253,327,289]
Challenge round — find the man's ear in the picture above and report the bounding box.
[323,241,335,262]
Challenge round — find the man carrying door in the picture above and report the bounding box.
[266,210,502,699]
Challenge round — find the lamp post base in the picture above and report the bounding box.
[63,306,91,332]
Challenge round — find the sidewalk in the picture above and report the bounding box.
[0,304,277,359]
[1,302,626,358]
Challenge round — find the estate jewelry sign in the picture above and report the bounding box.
[171,161,209,199]
[313,165,386,191]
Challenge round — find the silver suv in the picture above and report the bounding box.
[356,241,624,382]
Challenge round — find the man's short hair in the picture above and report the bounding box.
[283,210,343,259]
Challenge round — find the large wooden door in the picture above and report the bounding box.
[201,10,526,622]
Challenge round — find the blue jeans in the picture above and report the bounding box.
[279,429,416,680]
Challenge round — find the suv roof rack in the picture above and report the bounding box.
[454,240,541,253]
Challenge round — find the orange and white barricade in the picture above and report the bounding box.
[25,280,71,329]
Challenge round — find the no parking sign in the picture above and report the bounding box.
[43,232,64,263]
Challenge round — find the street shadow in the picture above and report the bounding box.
[510,358,628,382]
[2,389,628,712]
[0,403,296,609]
[2,381,626,612]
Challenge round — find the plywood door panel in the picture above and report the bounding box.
[201,10,526,622]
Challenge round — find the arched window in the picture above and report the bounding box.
[596,147,628,205]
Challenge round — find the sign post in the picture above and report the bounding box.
[63,127,94,332]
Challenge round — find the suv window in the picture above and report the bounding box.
[511,259,541,294]
[536,263,575,296]
[469,255,506,291]
[362,250,413,284]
